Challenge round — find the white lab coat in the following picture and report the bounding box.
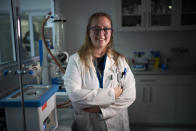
[63,53,136,131]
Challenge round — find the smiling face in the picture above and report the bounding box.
[89,16,112,50]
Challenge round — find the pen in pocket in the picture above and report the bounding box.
[122,68,127,78]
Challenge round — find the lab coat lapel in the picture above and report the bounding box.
[88,56,96,73]
[88,55,116,74]
[87,55,116,89]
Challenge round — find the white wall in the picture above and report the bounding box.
[0,0,51,12]
[55,0,117,53]
[55,0,196,67]
[20,0,51,12]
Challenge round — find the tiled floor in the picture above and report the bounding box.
[55,96,196,131]
[55,107,196,131]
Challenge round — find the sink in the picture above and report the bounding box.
[9,85,51,100]
[0,84,59,107]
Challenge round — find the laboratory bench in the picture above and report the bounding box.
[132,67,196,75]
[129,67,196,127]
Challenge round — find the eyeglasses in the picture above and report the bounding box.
[89,26,113,35]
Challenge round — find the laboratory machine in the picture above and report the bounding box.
[0,84,58,131]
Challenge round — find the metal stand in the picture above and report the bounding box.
[10,0,26,131]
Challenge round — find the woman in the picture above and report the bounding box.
[63,12,136,131]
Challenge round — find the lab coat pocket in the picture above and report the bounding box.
[106,66,123,88]
[104,73,114,89]
[108,72,118,88]
[113,69,123,88]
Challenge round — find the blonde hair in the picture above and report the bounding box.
[78,12,124,70]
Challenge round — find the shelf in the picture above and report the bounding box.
[122,14,141,16]
[151,13,171,16]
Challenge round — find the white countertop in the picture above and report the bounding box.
[132,68,196,75]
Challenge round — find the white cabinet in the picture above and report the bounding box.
[129,74,196,126]
[176,0,196,30]
[129,75,176,124]
[129,81,147,123]
[175,75,196,125]
[147,76,176,124]
[117,0,196,31]
[117,0,145,31]
[117,0,175,31]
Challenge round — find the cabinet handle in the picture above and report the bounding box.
[143,87,146,102]
[143,12,146,28]
[149,87,152,103]
[148,12,151,27]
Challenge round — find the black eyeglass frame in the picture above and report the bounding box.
[88,26,113,34]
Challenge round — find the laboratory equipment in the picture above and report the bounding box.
[41,15,68,86]
[131,64,146,71]
[131,51,147,71]
[54,16,66,52]
[0,84,58,131]
[50,15,68,85]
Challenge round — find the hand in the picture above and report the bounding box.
[114,86,123,98]
[82,106,100,113]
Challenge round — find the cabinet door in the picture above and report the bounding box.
[147,0,176,31]
[175,75,196,125]
[129,85,147,124]
[176,0,196,30]
[129,75,159,124]
[117,0,146,31]
[147,76,176,124]
[117,0,175,31]
[129,75,176,124]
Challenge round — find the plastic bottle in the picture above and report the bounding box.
[153,51,160,69]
